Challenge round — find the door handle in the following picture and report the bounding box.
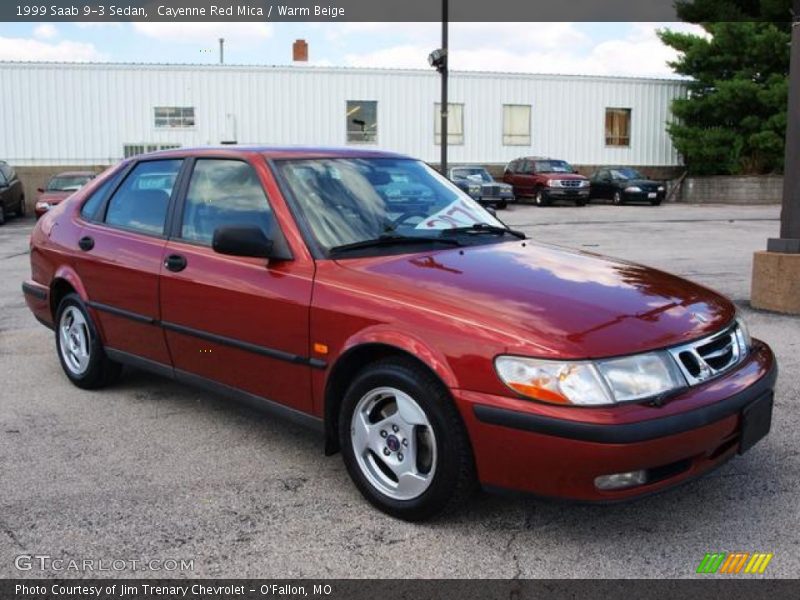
[78,236,94,251]
[164,254,187,272]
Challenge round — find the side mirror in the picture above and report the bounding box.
[37,187,45,193]
[212,226,276,259]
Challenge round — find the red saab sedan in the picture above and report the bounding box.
[22,147,776,520]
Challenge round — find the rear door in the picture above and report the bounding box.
[516,159,537,196]
[159,157,315,413]
[76,158,184,365]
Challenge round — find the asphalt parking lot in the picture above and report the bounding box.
[1,202,798,579]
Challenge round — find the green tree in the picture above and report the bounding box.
[658,2,791,175]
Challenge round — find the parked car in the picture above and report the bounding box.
[447,166,514,209]
[35,171,97,218]
[23,147,776,521]
[503,157,590,206]
[589,167,666,206]
[0,160,26,224]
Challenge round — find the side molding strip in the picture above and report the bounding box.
[89,301,326,369]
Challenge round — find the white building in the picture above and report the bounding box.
[0,61,686,170]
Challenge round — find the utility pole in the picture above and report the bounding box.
[219,38,225,65]
[440,0,448,175]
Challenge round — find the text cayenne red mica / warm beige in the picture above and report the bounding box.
[22,147,776,520]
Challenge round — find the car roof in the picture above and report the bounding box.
[140,145,412,161]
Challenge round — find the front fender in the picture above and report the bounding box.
[339,325,459,389]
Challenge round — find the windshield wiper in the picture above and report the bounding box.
[441,223,527,240]
[329,234,463,256]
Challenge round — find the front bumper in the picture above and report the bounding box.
[624,190,665,202]
[455,340,776,501]
[544,188,590,200]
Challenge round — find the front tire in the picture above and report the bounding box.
[613,191,624,205]
[535,191,549,207]
[55,293,122,389]
[16,196,26,217]
[496,200,508,210]
[339,358,476,521]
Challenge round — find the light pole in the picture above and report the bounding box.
[428,0,449,174]
[769,2,800,251]
[751,0,800,313]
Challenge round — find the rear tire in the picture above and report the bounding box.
[55,293,122,389]
[339,357,477,521]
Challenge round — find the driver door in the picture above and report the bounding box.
[159,157,315,413]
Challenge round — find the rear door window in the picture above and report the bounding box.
[104,160,182,236]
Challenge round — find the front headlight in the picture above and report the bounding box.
[579,180,590,188]
[35,202,52,211]
[624,186,642,193]
[735,315,752,353]
[547,180,560,188]
[657,185,665,192]
[495,352,686,406]
[468,184,481,195]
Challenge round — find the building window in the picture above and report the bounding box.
[605,108,631,147]
[123,144,181,159]
[346,101,378,143]
[503,105,531,146]
[434,103,464,145]
[154,106,195,129]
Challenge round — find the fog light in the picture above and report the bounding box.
[594,470,647,490]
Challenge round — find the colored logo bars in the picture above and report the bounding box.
[696,552,773,574]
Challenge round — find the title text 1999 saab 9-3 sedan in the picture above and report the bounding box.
[22,147,776,521]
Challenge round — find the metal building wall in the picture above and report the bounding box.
[0,62,687,167]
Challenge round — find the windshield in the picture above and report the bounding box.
[534,160,574,174]
[276,158,506,255]
[452,168,493,183]
[47,175,92,191]
[610,168,644,180]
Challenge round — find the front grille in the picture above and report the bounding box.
[483,185,500,196]
[668,324,746,386]
[560,180,582,188]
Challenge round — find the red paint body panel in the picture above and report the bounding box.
[22,146,778,502]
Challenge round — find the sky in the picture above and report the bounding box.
[0,21,704,78]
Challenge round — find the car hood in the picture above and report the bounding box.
[37,191,72,203]
[541,173,587,181]
[335,241,734,359]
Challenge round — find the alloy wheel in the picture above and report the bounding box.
[350,386,437,500]
[59,306,91,375]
